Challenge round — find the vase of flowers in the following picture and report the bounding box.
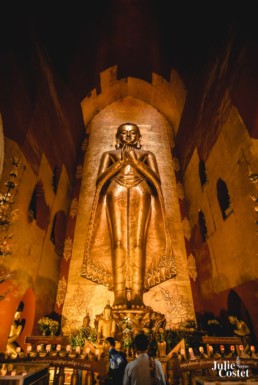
[38,317,51,335]
[38,317,59,336]
[121,317,134,356]
[49,319,59,336]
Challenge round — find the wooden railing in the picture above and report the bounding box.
[0,355,107,385]
[2,353,258,385]
[2,335,258,385]
[167,356,258,385]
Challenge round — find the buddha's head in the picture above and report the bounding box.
[83,313,90,327]
[229,315,238,325]
[14,311,21,321]
[103,301,112,319]
[14,301,24,321]
[116,122,141,148]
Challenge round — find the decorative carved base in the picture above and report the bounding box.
[94,302,167,347]
[112,306,166,338]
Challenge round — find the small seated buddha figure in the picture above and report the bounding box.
[229,315,251,352]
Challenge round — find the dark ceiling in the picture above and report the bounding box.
[0,0,257,164]
[2,1,257,95]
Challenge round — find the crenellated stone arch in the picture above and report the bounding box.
[80,66,186,137]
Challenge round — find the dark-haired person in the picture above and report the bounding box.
[123,333,166,385]
[105,337,127,385]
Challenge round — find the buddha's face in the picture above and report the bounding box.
[229,316,237,324]
[117,123,141,146]
[83,316,90,327]
[104,307,111,318]
[14,311,21,321]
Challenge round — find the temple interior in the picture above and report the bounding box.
[0,0,258,365]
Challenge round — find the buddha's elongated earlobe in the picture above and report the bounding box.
[136,137,142,149]
[115,138,121,149]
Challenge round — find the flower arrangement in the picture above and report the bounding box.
[137,320,201,356]
[164,322,201,352]
[70,329,86,348]
[87,328,97,344]
[74,327,97,346]
[50,319,59,335]
[120,317,134,348]
[38,317,59,335]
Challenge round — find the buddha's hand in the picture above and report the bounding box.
[123,146,138,162]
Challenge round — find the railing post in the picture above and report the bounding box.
[81,369,87,385]
[86,370,94,385]
[71,368,79,385]
[57,367,65,385]
[52,366,59,385]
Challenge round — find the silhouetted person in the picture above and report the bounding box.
[105,337,127,385]
[123,333,166,385]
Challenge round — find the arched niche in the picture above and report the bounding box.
[50,210,67,256]
[28,180,50,229]
[227,289,256,343]
[0,286,35,353]
[216,178,233,220]
[61,95,196,331]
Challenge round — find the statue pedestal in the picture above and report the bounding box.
[158,341,167,357]
[112,307,166,337]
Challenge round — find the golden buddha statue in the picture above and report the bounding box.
[82,122,175,308]
[83,312,91,329]
[96,302,116,342]
[229,315,251,350]
[6,302,25,358]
